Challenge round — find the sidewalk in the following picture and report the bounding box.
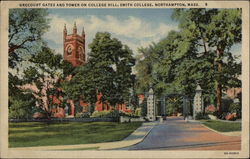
[10,121,158,151]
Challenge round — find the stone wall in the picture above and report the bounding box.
[120,116,146,123]
[9,117,119,123]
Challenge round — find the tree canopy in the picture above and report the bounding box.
[135,8,241,112]
[63,32,136,108]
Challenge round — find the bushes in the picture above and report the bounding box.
[9,97,34,119]
[205,105,217,114]
[140,98,147,117]
[229,103,241,118]
[135,108,141,117]
[91,110,121,118]
[195,112,209,120]
[75,112,90,118]
[91,110,139,118]
[91,111,110,118]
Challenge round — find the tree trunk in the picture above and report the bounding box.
[216,49,223,113]
[216,82,222,113]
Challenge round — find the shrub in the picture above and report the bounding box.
[75,112,90,118]
[106,110,120,118]
[123,112,140,118]
[225,113,237,121]
[9,98,34,119]
[212,110,220,118]
[91,110,140,118]
[229,103,241,118]
[91,111,110,118]
[221,97,234,112]
[205,105,217,114]
[91,110,121,118]
[218,112,228,120]
[195,112,209,120]
[135,108,141,117]
[140,98,147,117]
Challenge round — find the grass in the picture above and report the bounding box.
[201,120,241,132]
[9,122,142,148]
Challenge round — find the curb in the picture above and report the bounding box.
[200,123,241,137]
[99,121,158,150]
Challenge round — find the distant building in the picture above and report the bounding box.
[226,87,241,99]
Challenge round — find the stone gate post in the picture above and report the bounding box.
[193,85,204,119]
[147,88,156,121]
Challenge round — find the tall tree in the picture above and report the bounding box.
[8,9,51,118]
[172,8,242,112]
[135,9,241,115]
[65,32,135,109]
[88,32,135,107]
[9,8,50,68]
[22,46,66,118]
[62,63,97,108]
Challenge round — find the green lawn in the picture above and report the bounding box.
[201,120,241,132]
[9,122,142,148]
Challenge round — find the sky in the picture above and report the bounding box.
[44,8,178,57]
[43,8,241,59]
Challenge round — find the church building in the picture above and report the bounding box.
[59,23,130,117]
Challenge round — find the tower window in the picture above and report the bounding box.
[78,46,84,60]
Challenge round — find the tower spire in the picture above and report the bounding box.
[64,24,67,33]
[63,24,67,41]
[82,26,85,35]
[73,22,77,34]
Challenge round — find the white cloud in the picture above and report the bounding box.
[43,14,177,56]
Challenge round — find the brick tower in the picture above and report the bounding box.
[63,22,85,67]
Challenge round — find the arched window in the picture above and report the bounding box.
[78,46,84,60]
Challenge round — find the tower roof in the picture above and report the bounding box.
[82,26,85,35]
[195,85,203,91]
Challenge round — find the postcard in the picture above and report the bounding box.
[0,0,249,158]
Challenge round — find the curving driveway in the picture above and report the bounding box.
[122,117,241,150]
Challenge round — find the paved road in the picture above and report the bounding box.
[121,117,241,150]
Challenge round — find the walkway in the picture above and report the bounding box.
[121,117,241,150]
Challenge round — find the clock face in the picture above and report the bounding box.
[67,46,72,55]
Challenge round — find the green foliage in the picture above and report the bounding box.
[88,104,95,114]
[166,96,182,116]
[91,110,138,118]
[64,32,135,108]
[195,112,209,120]
[9,95,35,119]
[22,46,66,117]
[140,97,147,117]
[221,97,234,112]
[229,102,241,118]
[74,102,83,114]
[91,110,120,118]
[75,112,90,118]
[8,8,59,119]
[9,8,50,68]
[134,108,141,117]
[88,32,135,106]
[135,9,241,113]
[172,8,242,112]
